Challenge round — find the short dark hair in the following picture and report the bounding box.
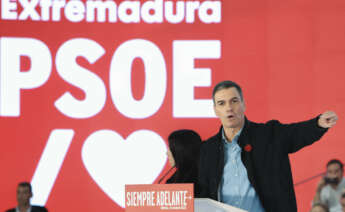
[18,182,32,194]
[212,80,243,103]
[327,159,344,172]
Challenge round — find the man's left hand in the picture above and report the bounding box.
[318,111,338,128]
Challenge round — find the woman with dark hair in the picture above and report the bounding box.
[165,129,202,196]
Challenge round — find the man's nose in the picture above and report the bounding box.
[226,103,233,111]
[328,173,336,177]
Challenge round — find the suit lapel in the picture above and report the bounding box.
[216,127,225,185]
[238,118,258,190]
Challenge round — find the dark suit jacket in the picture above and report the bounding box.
[6,205,48,212]
[199,116,328,212]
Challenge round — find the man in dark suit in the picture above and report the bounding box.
[6,182,48,212]
[198,80,338,212]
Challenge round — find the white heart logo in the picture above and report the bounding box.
[81,129,167,208]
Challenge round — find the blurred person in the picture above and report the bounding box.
[310,203,329,212]
[199,80,338,212]
[313,159,345,212]
[6,182,48,212]
[340,191,345,212]
[165,129,202,196]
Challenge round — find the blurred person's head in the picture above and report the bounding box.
[167,129,202,171]
[310,203,329,212]
[16,182,32,207]
[325,159,344,187]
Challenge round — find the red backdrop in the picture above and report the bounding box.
[1,0,345,211]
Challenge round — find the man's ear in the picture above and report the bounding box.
[242,99,246,111]
[213,104,218,117]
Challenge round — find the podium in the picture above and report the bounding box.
[195,198,247,212]
[125,184,247,212]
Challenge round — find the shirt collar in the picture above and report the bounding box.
[222,127,243,144]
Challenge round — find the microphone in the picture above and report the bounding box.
[157,167,176,184]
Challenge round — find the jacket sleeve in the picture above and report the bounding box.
[268,116,328,154]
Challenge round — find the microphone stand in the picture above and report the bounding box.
[157,167,176,184]
[294,172,326,186]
